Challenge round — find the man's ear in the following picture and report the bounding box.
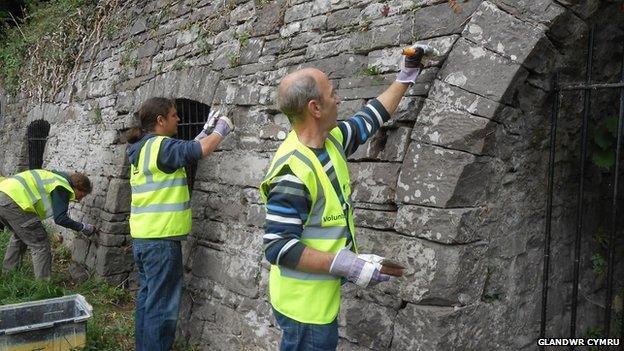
[156,115,165,126]
[308,100,321,119]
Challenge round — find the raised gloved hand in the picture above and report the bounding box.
[396,44,435,84]
[212,116,234,137]
[195,109,221,141]
[80,223,96,236]
[194,109,235,140]
[329,248,391,287]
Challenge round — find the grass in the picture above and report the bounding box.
[0,229,135,350]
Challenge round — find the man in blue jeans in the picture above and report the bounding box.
[127,97,234,351]
[261,44,427,350]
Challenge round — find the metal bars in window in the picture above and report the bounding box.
[174,98,210,193]
[27,120,50,170]
[540,24,624,349]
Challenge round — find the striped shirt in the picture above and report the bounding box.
[263,99,390,268]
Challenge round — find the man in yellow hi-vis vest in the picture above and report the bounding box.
[261,45,429,350]
[0,170,94,279]
[126,97,234,351]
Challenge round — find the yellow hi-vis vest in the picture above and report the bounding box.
[129,136,191,238]
[260,128,357,324]
[0,169,75,220]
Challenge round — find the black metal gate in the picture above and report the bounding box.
[174,98,211,192]
[541,25,624,348]
[27,119,50,169]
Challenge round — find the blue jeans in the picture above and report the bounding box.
[273,308,339,351]
[133,239,183,351]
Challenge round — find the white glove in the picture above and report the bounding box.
[194,109,221,141]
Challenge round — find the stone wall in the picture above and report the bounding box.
[0,0,622,349]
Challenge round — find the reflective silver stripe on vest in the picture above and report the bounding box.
[301,226,348,240]
[131,202,190,214]
[11,175,37,204]
[327,133,347,161]
[267,151,296,180]
[30,171,52,217]
[280,266,338,281]
[292,151,325,226]
[142,137,157,183]
[132,178,187,194]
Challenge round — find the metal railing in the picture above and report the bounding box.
[174,98,210,192]
[540,24,624,349]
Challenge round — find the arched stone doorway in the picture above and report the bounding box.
[27,119,50,169]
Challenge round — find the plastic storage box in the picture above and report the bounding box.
[0,294,92,351]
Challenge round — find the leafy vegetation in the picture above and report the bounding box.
[0,0,120,101]
[591,115,620,170]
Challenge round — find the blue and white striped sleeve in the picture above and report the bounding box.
[338,98,391,157]
[263,166,311,269]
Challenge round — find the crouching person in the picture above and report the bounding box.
[0,170,94,280]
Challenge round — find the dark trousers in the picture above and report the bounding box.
[133,238,183,351]
[273,308,339,351]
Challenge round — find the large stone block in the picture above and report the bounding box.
[99,221,130,236]
[351,24,403,53]
[190,244,260,298]
[95,245,134,276]
[427,79,503,119]
[350,162,400,204]
[463,1,544,64]
[299,54,368,79]
[438,38,527,104]
[306,39,350,60]
[137,39,161,59]
[353,208,396,230]
[284,0,330,23]
[301,15,327,31]
[339,298,396,349]
[195,297,280,350]
[326,8,360,30]
[382,126,412,161]
[492,0,565,27]
[395,205,483,244]
[411,99,495,155]
[393,304,470,350]
[252,2,284,36]
[411,0,483,39]
[195,151,270,187]
[177,68,221,104]
[103,178,131,214]
[357,228,487,305]
[391,96,425,122]
[240,38,264,65]
[397,143,476,207]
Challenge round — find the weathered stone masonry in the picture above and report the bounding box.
[0,0,622,349]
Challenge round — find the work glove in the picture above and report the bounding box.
[212,116,234,137]
[194,109,221,141]
[396,44,429,84]
[194,109,235,140]
[329,248,391,287]
[80,223,96,237]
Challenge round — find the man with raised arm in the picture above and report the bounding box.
[260,45,428,350]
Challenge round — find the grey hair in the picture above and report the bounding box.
[277,74,321,125]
